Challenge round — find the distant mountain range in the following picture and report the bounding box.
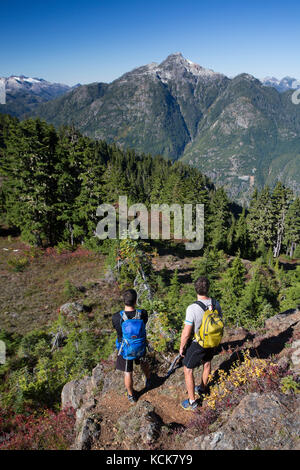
[0,75,72,117]
[261,76,300,93]
[1,55,300,203]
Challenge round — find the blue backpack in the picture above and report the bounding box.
[116,310,146,360]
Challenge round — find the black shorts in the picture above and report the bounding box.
[115,354,147,373]
[183,341,215,369]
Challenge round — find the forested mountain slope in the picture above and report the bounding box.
[27,53,300,203]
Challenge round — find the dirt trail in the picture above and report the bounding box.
[93,368,197,449]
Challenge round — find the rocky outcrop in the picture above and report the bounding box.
[61,308,300,450]
[264,308,300,334]
[185,393,300,450]
[61,377,91,410]
[73,413,102,450]
[59,302,85,319]
[291,339,300,373]
[61,363,106,450]
[117,401,162,450]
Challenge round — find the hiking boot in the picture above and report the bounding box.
[126,392,137,403]
[181,399,198,411]
[195,385,206,396]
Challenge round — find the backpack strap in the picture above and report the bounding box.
[120,310,128,322]
[135,309,142,319]
[194,300,208,311]
[120,309,142,322]
[194,299,216,312]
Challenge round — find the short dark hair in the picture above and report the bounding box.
[194,276,210,296]
[123,289,137,307]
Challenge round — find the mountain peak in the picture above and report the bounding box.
[158,53,224,81]
[160,52,191,67]
[163,52,184,61]
[121,53,224,83]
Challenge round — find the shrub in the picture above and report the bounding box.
[55,241,75,254]
[190,350,289,435]
[203,350,283,410]
[7,256,29,272]
[0,406,76,450]
[63,280,80,300]
[280,375,300,394]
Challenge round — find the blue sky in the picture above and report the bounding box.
[1,0,300,85]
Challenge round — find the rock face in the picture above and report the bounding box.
[61,364,106,450]
[291,339,300,373]
[117,401,162,450]
[73,414,101,450]
[61,377,92,410]
[185,393,300,450]
[264,309,300,333]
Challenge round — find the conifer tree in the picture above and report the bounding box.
[166,268,181,311]
[206,188,231,250]
[247,186,276,252]
[284,197,300,258]
[272,182,292,258]
[1,118,60,245]
[219,254,246,324]
[237,267,273,328]
[54,127,86,245]
[234,208,251,258]
[71,140,105,243]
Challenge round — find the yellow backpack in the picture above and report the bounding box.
[194,300,224,349]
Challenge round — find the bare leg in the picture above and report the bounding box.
[124,371,134,395]
[200,361,211,389]
[184,366,195,402]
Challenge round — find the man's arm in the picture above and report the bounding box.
[142,309,148,325]
[112,312,122,341]
[179,324,193,356]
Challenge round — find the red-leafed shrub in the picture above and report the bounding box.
[0,406,76,450]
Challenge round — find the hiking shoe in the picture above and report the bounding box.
[195,385,206,396]
[181,399,198,411]
[126,392,137,403]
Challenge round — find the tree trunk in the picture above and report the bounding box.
[273,210,286,258]
[289,241,296,258]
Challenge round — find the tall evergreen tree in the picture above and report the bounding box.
[219,255,246,324]
[247,186,276,253]
[284,197,300,258]
[1,118,60,245]
[206,188,231,250]
[234,208,251,258]
[272,182,292,258]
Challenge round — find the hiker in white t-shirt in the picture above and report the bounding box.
[179,276,223,411]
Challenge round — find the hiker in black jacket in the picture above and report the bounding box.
[112,289,151,403]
